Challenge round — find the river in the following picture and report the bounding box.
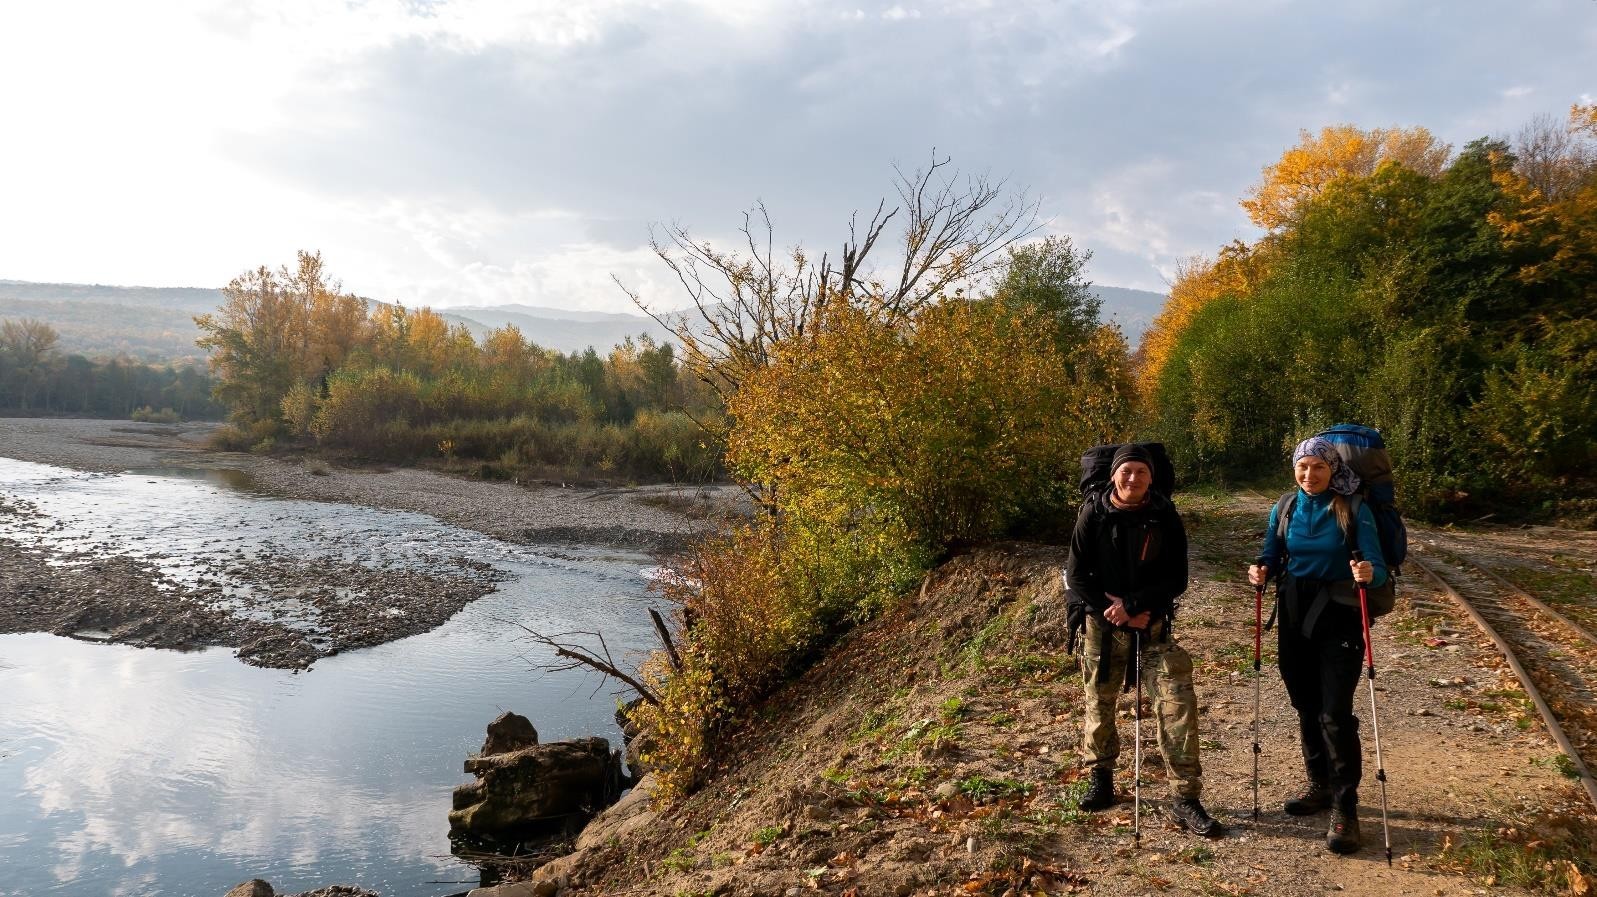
[0,458,662,897]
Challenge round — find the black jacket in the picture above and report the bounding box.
[1064,488,1189,624]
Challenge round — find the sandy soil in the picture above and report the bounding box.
[0,417,733,669]
[535,494,1597,897]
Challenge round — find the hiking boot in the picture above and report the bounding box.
[1283,781,1333,816]
[1326,806,1361,854]
[1166,797,1224,837]
[1079,767,1115,811]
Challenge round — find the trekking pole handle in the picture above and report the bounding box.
[1352,550,1376,676]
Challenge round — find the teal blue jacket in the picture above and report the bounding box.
[1260,489,1387,587]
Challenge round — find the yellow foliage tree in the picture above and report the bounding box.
[729,294,1126,544]
[1241,125,1451,230]
[1574,103,1597,137]
[1136,241,1271,402]
[197,250,365,426]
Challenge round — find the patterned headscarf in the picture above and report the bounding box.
[1292,436,1361,496]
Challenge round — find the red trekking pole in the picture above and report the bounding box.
[1353,550,1393,866]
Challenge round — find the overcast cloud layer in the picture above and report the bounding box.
[1,0,1592,312]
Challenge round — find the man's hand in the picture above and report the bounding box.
[1105,595,1151,630]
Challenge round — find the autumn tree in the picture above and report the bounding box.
[1512,114,1595,201]
[1147,112,1597,516]
[0,318,60,411]
[1135,240,1272,401]
[1574,102,1597,137]
[196,250,367,429]
[1241,125,1451,230]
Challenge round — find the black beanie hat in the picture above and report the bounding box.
[1110,444,1154,476]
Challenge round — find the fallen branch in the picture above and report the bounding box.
[496,618,660,705]
[649,607,682,671]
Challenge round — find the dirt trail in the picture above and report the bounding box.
[537,494,1596,897]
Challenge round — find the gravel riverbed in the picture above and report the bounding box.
[0,417,735,669]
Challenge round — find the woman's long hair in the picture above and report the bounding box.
[1331,493,1351,536]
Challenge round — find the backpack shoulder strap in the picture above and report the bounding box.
[1341,493,1365,559]
[1273,492,1296,546]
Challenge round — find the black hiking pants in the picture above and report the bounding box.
[1278,576,1364,811]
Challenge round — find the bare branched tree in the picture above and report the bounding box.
[615,152,1041,405]
[1514,113,1597,201]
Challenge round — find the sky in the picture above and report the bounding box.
[1,0,1592,314]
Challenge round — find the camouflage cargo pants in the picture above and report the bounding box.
[1078,616,1203,798]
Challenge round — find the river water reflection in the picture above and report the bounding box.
[0,461,660,897]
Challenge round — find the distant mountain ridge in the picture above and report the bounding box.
[1093,284,1166,345]
[0,279,1165,361]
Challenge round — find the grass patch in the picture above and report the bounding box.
[853,706,902,743]
[958,775,1033,802]
[1032,778,1093,828]
[752,825,783,847]
[883,717,962,760]
[961,615,1013,671]
[1211,642,1256,675]
[660,847,697,874]
[1532,754,1581,780]
[1440,821,1597,893]
[1497,566,1596,610]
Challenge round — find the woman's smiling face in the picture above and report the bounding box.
[1295,455,1332,495]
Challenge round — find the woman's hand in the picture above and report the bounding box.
[1349,558,1374,584]
[1247,564,1268,587]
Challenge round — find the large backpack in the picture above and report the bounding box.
[1273,423,1407,618]
[1316,423,1408,575]
[1079,442,1176,499]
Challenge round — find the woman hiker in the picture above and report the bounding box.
[1247,436,1387,854]
[1064,445,1221,837]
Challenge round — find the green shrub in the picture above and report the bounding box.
[130,406,181,424]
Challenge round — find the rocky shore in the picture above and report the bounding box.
[0,417,734,669]
[0,417,736,547]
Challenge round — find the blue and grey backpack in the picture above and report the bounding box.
[1273,423,1407,616]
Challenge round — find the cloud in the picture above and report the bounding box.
[1,0,1593,305]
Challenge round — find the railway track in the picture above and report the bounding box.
[1406,542,1597,812]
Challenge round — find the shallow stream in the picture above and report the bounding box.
[0,459,660,897]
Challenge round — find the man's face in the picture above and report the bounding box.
[1112,461,1152,504]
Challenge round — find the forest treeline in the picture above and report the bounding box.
[0,317,218,419]
[1142,105,1597,519]
[195,253,721,481]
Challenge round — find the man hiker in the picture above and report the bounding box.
[1064,444,1221,836]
